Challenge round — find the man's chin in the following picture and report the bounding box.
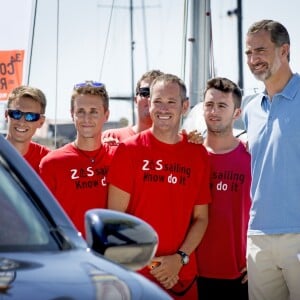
[253,72,268,82]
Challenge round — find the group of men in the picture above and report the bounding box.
[4,19,300,300]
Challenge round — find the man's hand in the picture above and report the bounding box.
[149,254,182,289]
[102,136,120,146]
[181,129,203,144]
[240,267,248,284]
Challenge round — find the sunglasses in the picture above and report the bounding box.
[74,81,104,89]
[7,109,43,122]
[136,87,150,98]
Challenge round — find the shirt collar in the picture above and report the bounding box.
[263,73,300,101]
[259,73,300,109]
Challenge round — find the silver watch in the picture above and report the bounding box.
[176,250,189,265]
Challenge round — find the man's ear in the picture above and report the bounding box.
[281,43,290,60]
[233,108,242,120]
[182,99,190,115]
[37,116,46,129]
[104,109,110,122]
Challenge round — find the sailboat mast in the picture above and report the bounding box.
[188,0,212,108]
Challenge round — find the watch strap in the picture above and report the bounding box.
[176,250,189,265]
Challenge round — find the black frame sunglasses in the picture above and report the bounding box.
[136,87,150,98]
[7,109,43,122]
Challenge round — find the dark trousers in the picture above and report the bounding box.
[197,275,248,300]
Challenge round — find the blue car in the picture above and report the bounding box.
[0,135,171,300]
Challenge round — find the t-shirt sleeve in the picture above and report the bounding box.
[107,143,134,194]
[39,154,57,194]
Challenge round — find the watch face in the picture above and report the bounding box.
[177,250,189,265]
[182,255,189,265]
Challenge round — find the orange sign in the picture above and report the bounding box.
[0,50,25,101]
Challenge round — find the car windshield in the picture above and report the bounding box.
[0,158,60,252]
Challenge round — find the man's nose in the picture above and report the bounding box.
[159,103,169,110]
[248,53,260,64]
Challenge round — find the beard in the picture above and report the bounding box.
[206,123,231,135]
[251,51,282,82]
[253,68,272,81]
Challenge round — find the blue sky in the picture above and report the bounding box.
[1,0,300,125]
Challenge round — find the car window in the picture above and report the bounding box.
[0,159,60,252]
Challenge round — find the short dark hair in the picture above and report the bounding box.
[204,77,242,109]
[247,19,290,61]
[135,70,164,94]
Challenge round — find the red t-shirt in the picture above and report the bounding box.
[39,142,116,237]
[24,141,51,174]
[107,129,212,281]
[196,141,251,279]
[102,126,136,142]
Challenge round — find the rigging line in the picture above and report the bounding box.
[54,0,60,147]
[27,0,38,84]
[141,0,149,71]
[130,0,135,125]
[208,4,215,78]
[99,0,115,82]
[181,0,188,80]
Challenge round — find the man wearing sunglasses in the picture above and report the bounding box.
[39,81,117,238]
[5,85,50,173]
[102,70,164,143]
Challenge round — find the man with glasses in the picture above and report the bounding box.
[5,85,50,173]
[39,81,117,238]
[102,70,164,142]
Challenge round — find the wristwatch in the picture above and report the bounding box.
[176,250,189,265]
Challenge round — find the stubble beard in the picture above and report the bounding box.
[252,52,282,82]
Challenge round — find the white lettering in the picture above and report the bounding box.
[156,160,163,170]
[168,173,177,184]
[71,168,79,179]
[142,160,150,171]
[87,166,94,177]
[217,181,228,191]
